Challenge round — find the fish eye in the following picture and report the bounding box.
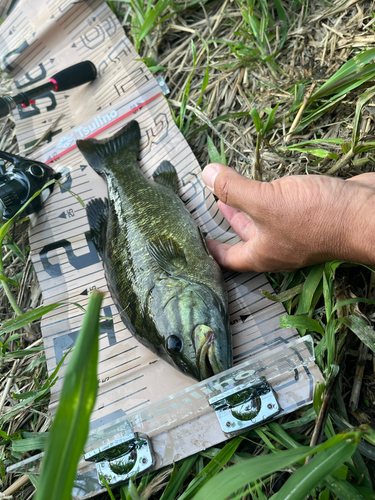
[167,335,183,353]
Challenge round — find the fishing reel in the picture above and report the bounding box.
[0,151,60,221]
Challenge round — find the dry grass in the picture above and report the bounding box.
[142,0,375,180]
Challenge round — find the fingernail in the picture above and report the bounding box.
[202,164,220,192]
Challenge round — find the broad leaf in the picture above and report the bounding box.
[341,315,375,353]
[271,439,359,500]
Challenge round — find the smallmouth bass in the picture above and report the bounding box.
[77,121,232,380]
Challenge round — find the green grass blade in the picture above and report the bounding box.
[179,40,196,131]
[332,297,375,313]
[351,86,375,148]
[266,421,300,449]
[341,315,375,353]
[281,407,316,429]
[35,291,103,500]
[286,138,345,148]
[322,476,368,500]
[279,315,325,335]
[220,137,226,165]
[270,439,359,500]
[1,240,26,263]
[0,275,19,286]
[128,478,140,500]
[12,434,47,453]
[180,436,243,500]
[325,318,336,370]
[274,0,287,48]
[263,104,279,134]
[160,454,198,500]
[261,284,304,303]
[101,477,117,500]
[207,135,222,164]
[250,107,262,133]
[356,142,375,153]
[191,439,351,500]
[196,34,210,108]
[311,48,375,102]
[313,381,325,415]
[298,95,346,132]
[311,65,375,103]
[137,0,170,44]
[0,303,64,334]
[296,264,324,315]
[287,148,338,159]
[188,112,250,137]
[5,346,44,358]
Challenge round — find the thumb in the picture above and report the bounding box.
[202,163,268,215]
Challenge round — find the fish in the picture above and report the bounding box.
[76,120,232,381]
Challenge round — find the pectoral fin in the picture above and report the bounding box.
[152,161,178,193]
[86,197,108,256]
[148,236,187,274]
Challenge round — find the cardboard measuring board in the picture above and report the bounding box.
[1,1,323,497]
[0,0,155,152]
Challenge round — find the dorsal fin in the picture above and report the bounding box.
[86,197,108,256]
[76,121,140,174]
[152,160,178,193]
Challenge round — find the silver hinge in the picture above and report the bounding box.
[208,377,280,434]
[84,426,153,487]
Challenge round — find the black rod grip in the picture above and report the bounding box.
[50,61,97,92]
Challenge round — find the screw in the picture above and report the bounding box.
[226,421,231,427]
[142,457,148,464]
[267,404,273,409]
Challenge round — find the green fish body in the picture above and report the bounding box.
[77,121,232,380]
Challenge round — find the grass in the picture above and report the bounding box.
[2,0,375,498]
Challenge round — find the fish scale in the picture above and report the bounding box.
[77,120,232,380]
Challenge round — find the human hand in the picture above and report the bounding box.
[202,164,375,272]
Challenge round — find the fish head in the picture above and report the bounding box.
[149,278,232,381]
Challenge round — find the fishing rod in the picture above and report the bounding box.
[0,60,97,118]
[0,61,97,219]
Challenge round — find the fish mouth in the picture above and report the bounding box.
[194,324,221,380]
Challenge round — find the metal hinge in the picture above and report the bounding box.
[208,377,280,434]
[84,425,154,487]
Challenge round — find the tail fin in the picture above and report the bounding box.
[76,120,140,174]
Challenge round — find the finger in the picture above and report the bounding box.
[202,163,271,216]
[346,172,375,188]
[206,239,260,272]
[217,200,256,241]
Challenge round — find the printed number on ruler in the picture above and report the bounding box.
[98,39,132,77]
[2,39,29,73]
[39,231,100,278]
[141,113,169,157]
[180,172,206,210]
[12,61,58,120]
[80,16,117,50]
[114,67,150,98]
